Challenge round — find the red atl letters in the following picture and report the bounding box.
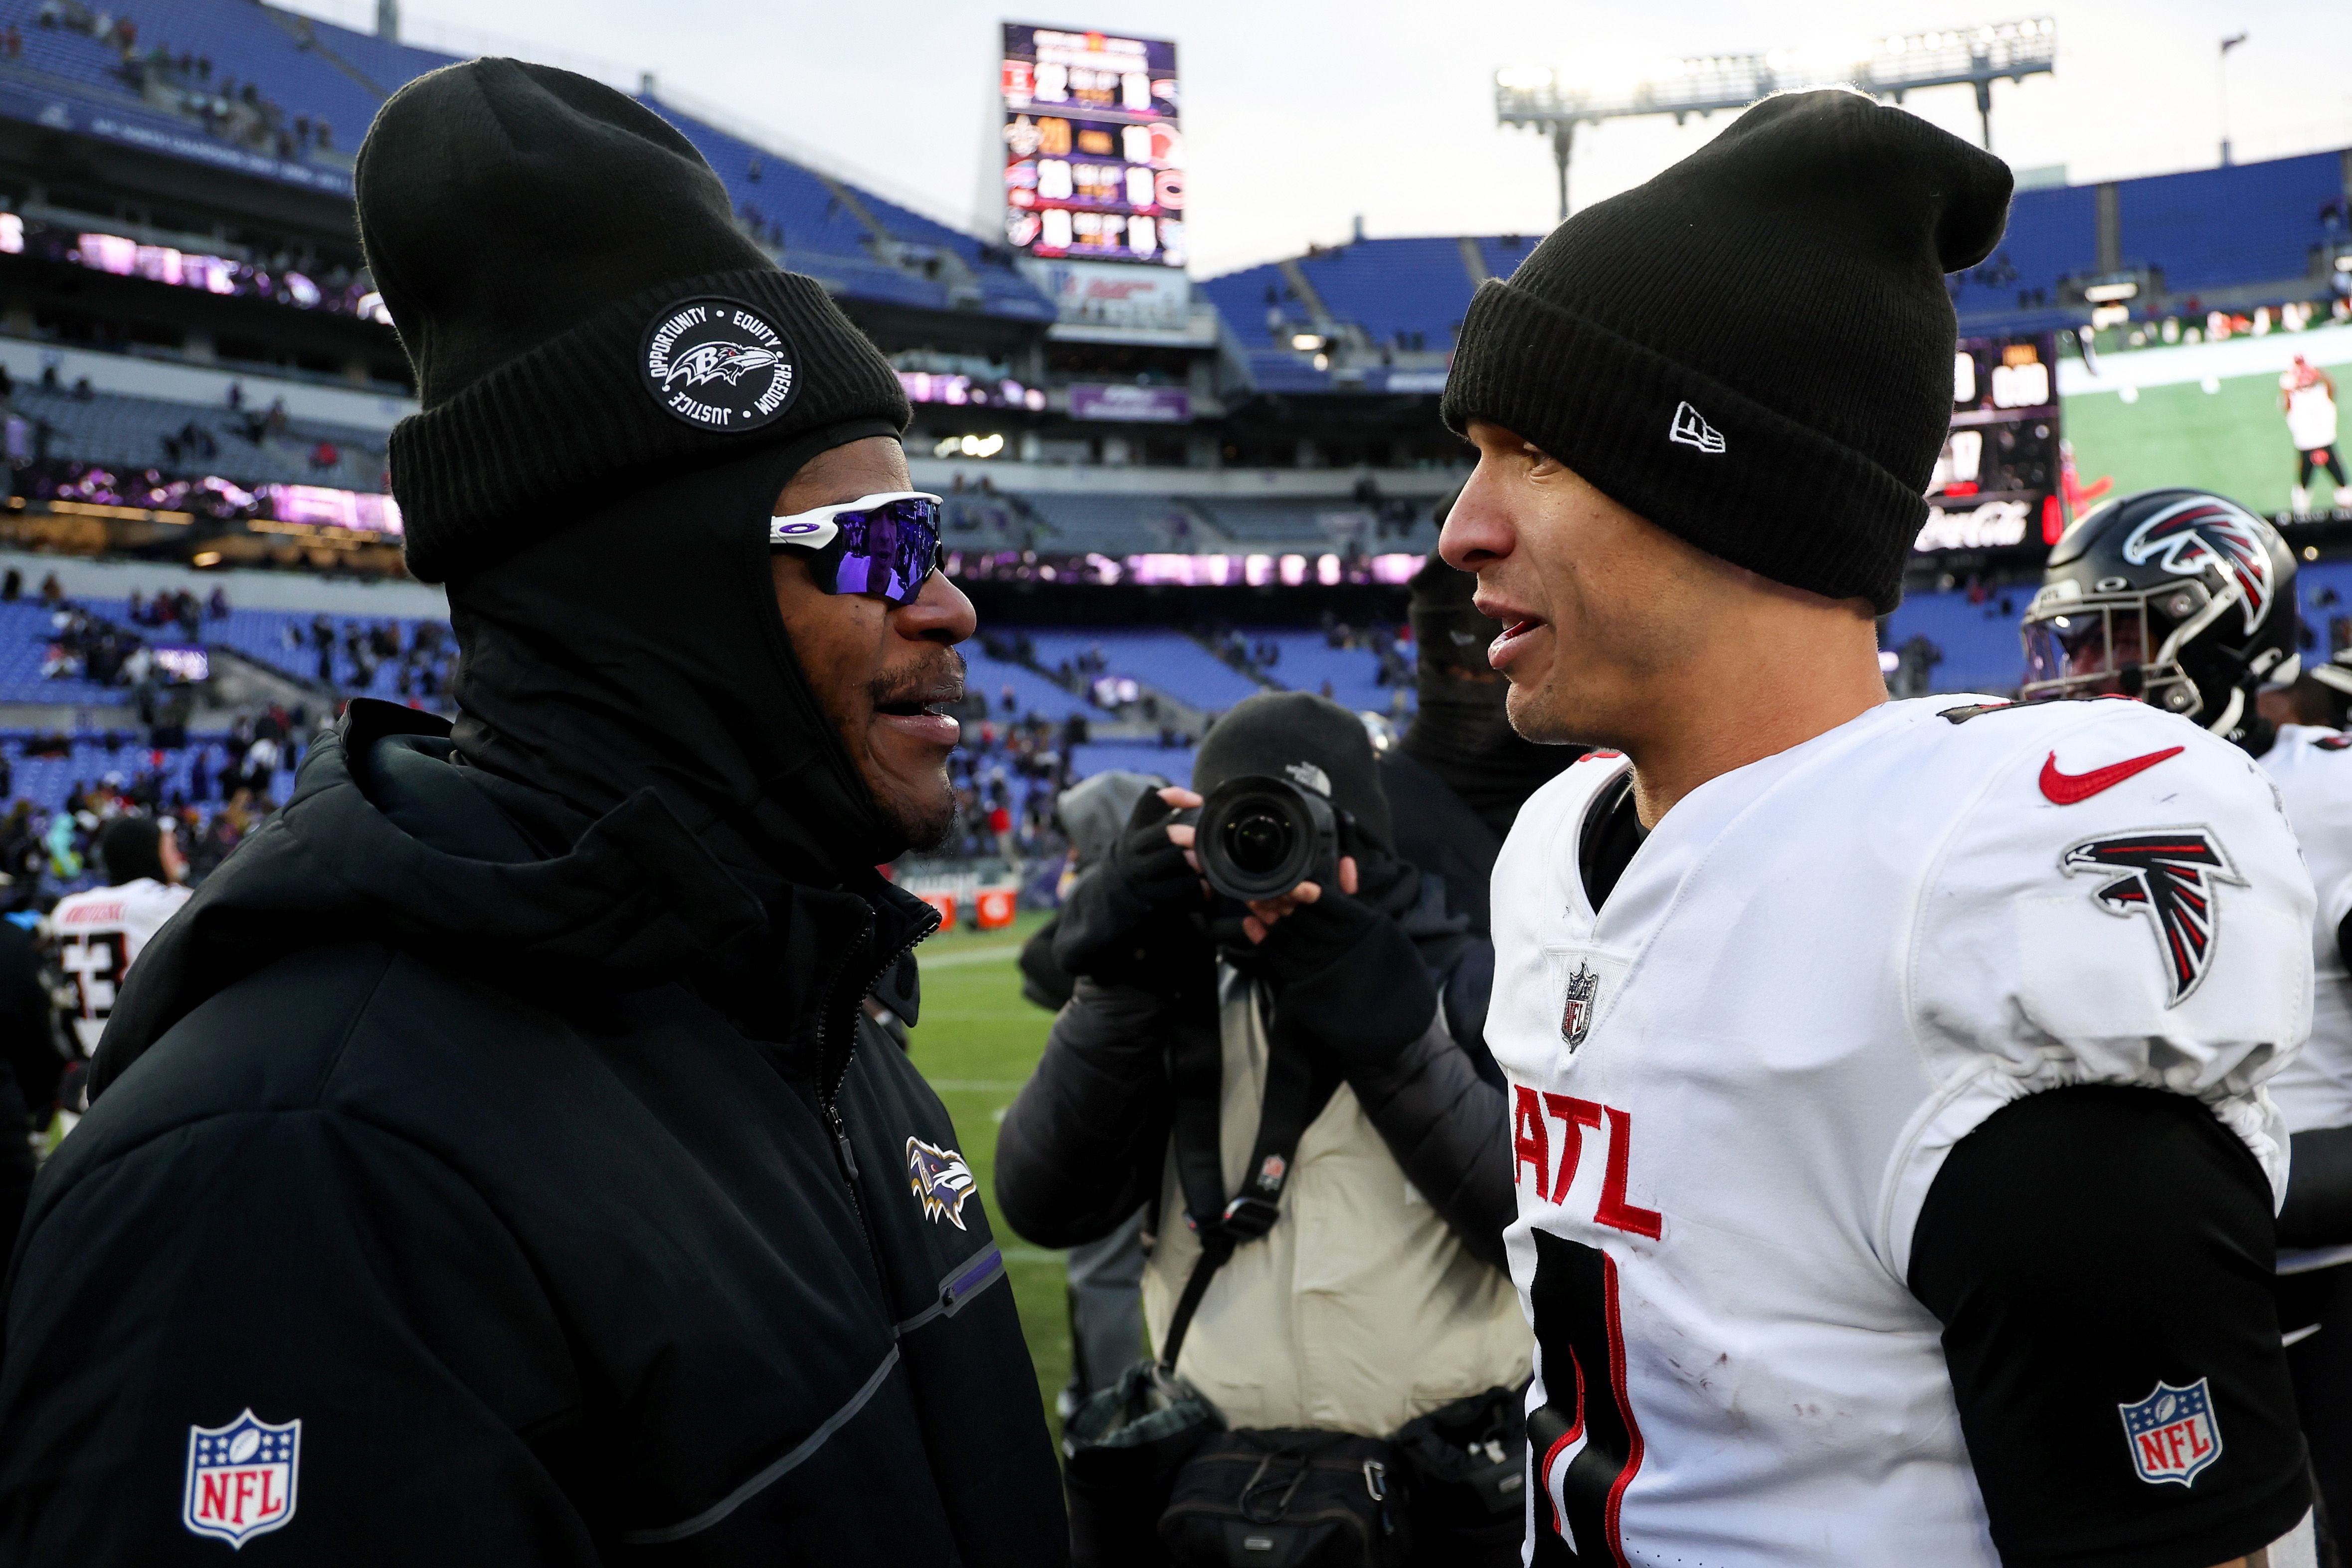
[1512,1085,1663,1239]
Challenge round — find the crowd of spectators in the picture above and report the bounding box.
[30,0,340,163]
[280,613,453,699]
[1206,614,1415,697]
[0,708,301,911]
[940,711,1087,864]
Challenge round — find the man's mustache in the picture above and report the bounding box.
[868,647,968,712]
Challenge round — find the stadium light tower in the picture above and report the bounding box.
[1497,19,2057,220]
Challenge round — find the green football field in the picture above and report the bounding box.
[2064,371,2321,517]
[901,912,1073,1438]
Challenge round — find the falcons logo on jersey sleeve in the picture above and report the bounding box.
[2059,828,2245,1006]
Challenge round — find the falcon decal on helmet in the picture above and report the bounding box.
[906,1136,977,1229]
[2059,828,2246,1006]
[2120,495,2276,636]
[2018,488,2299,734]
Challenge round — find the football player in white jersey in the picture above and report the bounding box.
[50,814,191,1058]
[2023,487,2352,1542]
[1435,91,2318,1568]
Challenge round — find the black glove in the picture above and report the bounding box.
[1052,791,1208,987]
[1255,878,1439,1073]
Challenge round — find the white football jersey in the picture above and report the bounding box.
[2284,377,2339,452]
[51,877,191,1054]
[1492,695,2311,1566]
[2254,723,2352,1139]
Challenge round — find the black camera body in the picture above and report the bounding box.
[1195,772,1356,902]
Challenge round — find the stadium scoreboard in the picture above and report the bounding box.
[1001,23,1184,269]
[1918,332,2065,552]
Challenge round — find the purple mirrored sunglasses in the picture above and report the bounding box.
[768,491,948,608]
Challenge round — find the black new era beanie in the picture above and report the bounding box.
[355,58,910,583]
[1442,89,2012,613]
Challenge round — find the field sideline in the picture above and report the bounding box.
[902,913,1073,1437]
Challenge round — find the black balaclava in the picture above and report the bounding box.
[1400,551,1577,838]
[447,421,906,896]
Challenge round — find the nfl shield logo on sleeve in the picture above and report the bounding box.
[2118,1378,2222,1486]
[184,1410,300,1547]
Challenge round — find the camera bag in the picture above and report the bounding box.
[1389,1386,1528,1565]
[1158,1427,1413,1568]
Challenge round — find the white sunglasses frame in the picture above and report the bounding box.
[767,490,945,549]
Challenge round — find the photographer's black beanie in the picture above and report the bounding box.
[355,58,909,584]
[1443,89,2011,613]
[1195,692,1393,854]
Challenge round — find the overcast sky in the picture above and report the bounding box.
[285,0,2352,278]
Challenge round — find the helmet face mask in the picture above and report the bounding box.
[2018,490,2298,736]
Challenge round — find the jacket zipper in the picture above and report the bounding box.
[817,906,942,1296]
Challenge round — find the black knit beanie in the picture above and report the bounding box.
[1443,89,2011,613]
[1194,692,1393,854]
[355,58,910,584]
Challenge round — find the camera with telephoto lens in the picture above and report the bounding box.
[1195,773,1356,903]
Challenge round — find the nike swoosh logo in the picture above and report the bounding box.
[2039,745,2185,805]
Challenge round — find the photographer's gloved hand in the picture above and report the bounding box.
[1247,859,1438,1072]
[1052,786,1209,987]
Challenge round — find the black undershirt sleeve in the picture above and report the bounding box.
[1909,1084,2309,1568]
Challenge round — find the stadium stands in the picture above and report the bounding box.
[2120,152,2346,296]
[0,0,1053,322]
[1022,628,1267,713]
[0,731,297,815]
[1879,586,2032,695]
[10,384,386,491]
[1013,491,1201,553]
[962,644,1109,724]
[1948,182,2098,318]
[1247,629,1412,714]
[1069,739,1195,786]
[197,603,450,698]
[1200,150,2350,360]
[1294,238,1475,350]
[0,599,128,705]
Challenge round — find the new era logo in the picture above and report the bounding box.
[1669,401,1725,454]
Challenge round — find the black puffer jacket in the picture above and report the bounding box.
[0,701,1064,1564]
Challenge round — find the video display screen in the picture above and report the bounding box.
[1917,333,2064,552]
[1001,23,1184,269]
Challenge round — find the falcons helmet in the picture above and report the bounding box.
[2019,488,2300,734]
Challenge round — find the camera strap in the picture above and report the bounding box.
[1159,982,1322,1373]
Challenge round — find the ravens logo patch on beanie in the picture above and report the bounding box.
[640,296,801,433]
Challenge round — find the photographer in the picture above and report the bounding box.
[996,693,1528,1567]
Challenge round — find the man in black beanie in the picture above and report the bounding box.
[0,59,1065,1565]
[1443,91,2317,1566]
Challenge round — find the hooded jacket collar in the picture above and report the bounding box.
[90,700,937,1100]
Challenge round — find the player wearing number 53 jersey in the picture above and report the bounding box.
[48,815,189,1055]
[1440,92,2316,1567]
